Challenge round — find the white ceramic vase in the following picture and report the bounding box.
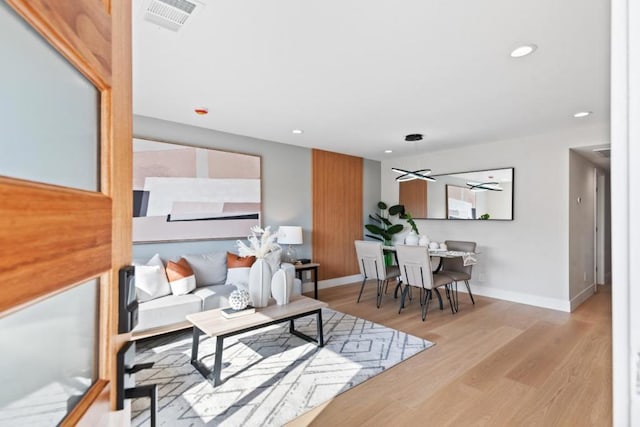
[248,258,272,307]
[271,268,293,305]
[418,235,430,247]
[405,231,419,245]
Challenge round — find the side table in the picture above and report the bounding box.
[295,262,320,299]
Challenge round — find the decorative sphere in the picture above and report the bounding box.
[429,241,440,250]
[229,289,250,310]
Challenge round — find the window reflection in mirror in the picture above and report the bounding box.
[399,167,514,220]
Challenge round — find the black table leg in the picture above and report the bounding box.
[190,326,200,364]
[316,309,324,347]
[213,336,224,387]
[313,267,318,299]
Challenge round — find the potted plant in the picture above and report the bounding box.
[365,202,404,245]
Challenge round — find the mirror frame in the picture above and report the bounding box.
[400,167,515,221]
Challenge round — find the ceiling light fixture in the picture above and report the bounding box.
[384,150,393,154]
[467,181,503,192]
[510,44,537,58]
[292,129,304,134]
[392,167,435,182]
[391,134,435,181]
[404,133,423,142]
[573,111,592,118]
[194,107,208,115]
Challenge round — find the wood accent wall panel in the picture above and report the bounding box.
[312,150,363,280]
[399,180,427,218]
[7,0,112,88]
[0,179,112,313]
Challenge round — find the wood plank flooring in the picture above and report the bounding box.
[289,282,612,426]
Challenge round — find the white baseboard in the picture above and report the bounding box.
[312,275,574,313]
[570,285,596,311]
[458,283,572,312]
[302,274,362,293]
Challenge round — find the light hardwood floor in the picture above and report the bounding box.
[289,282,612,426]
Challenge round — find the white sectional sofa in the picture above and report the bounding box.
[131,250,301,339]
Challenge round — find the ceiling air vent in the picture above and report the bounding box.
[144,0,202,32]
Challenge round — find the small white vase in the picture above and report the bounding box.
[271,268,293,305]
[418,235,430,247]
[429,241,440,250]
[249,258,272,307]
[405,231,419,245]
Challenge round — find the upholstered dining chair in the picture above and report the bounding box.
[440,240,477,306]
[354,240,400,308]
[395,244,456,321]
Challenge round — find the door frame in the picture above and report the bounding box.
[2,1,131,424]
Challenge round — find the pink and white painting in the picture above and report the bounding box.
[132,138,261,242]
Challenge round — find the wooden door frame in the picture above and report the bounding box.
[3,0,131,424]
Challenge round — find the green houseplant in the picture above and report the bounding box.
[365,201,404,245]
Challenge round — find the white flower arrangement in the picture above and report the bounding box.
[236,225,281,259]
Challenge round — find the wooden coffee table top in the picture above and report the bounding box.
[186,295,327,337]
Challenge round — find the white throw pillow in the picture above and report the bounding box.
[133,253,171,302]
[225,267,251,287]
[169,274,197,296]
[182,252,227,286]
[134,265,168,302]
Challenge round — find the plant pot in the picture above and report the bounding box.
[405,231,419,245]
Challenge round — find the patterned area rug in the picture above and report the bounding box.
[131,308,433,426]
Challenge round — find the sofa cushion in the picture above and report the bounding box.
[183,252,227,287]
[193,285,237,311]
[166,258,197,295]
[134,265,170,302]
[134,293,202,331]
[133,253,171,302]
[225,252,254,287]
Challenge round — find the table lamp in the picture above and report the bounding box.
[278,226,303,263]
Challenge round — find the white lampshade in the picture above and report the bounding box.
[278,226,303,245]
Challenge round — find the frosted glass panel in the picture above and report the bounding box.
[0,3,99,192]
[0,279,99,427]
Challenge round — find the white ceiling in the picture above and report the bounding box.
[132,0,611,161]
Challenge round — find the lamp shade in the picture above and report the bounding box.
[278,226,303,245]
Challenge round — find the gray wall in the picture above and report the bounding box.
[133,115,312,261]
[381,123,609,311]
[363,158,382,239]
[133,116,382,263]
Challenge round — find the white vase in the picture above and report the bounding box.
[249,258,272,307]
[405,231,419,245]
[271,268,293,305]
[418,235,430,247]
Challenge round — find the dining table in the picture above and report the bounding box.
[382,244,479,309]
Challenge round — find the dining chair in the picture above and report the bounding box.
[354,240,400,308]
[395,244,456,321]
[440,240,477,305]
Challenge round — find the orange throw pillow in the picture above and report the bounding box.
[227,252,256,268]
[166,258,194,282]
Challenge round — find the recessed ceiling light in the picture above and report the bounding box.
[292,129,304,134]
[384,150,393,154]
[573,111,592,118]
[194,107,208,115]
[510,44,537,58]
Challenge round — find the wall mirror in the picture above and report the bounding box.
[399,167,514,220]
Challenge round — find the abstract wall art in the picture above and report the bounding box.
[132,138,261,242]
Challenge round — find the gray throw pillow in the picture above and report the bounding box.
[182,252,227,286]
